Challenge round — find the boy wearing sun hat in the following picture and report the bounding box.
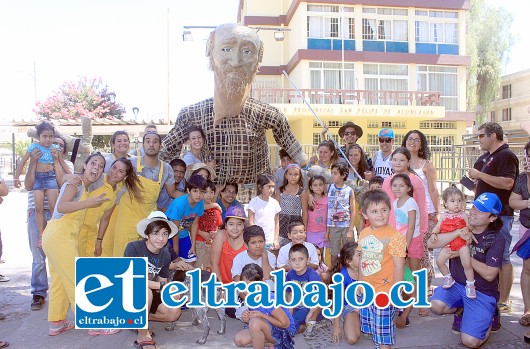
[124,211,181,349]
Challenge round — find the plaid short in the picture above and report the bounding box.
[360,304,396,346]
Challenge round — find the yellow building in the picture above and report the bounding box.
[489,69,530,136]
[239,0,475,152]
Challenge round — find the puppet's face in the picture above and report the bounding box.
[210,24,260,96]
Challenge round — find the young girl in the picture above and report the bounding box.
[346,144,370,181]
[331,242,361,345]
[314,244,330,284]
[248,174,281,252]
[210,205,247,285]
[326,162,355,267]
[391,174,421,263]
[234,263,296,349]
[432,187,475,298]
[275,164,307,247]
[15,122,63,245]
[302,175,328,250]
[191,179,223,270]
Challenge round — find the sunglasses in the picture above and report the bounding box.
[379,138,392,143]
[344,131,356,136]
[478,133,491,139]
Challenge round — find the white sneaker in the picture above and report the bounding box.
[442,275,455,289]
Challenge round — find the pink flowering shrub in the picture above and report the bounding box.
[33,77,125,120]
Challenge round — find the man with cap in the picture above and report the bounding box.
[125,211,182,349]
[372,128,395,179]
[429,193,506,348]
[468,122,519,312]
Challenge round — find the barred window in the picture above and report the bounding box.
[419,121,456,129]
[425,135,454,146]
[381,121,406,129]
[367,121,380,128]
[313,120,346,128]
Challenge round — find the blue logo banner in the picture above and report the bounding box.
[75,257,148,329]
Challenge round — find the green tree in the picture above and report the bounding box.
[33,77,126,120]
[15,139,31,158]
[466,0,514,123]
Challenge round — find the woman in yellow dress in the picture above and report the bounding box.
[41,153,109,336]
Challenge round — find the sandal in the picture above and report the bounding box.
[0,341,9,349]
[419,308,429,317]
[498,302,512,313]
[520,313,530,326]
[134,339,159,349]
[130,329,155,338]
[0,275,9,282]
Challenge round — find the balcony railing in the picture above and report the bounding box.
[251,88,441,107]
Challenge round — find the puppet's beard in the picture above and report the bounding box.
[213,64,257,96]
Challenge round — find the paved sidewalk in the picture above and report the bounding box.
[0,191,528,348]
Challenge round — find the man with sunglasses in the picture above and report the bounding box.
[373,128,395,179]
[468,122,519,315]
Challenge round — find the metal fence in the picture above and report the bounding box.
[269,142,528,185]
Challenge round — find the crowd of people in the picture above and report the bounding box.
[0,117,528,349]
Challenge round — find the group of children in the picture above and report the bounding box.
[15,121,479,349]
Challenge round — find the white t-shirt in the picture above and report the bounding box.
[393,197,420,238]
[373,150,393,179]
[247,196,281,244]
[231,250,277,278]
[276,241,319,268]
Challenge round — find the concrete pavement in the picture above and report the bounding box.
[0,190,528,348]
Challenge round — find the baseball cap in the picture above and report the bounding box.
[136,211,179,239]
[471,193,502,215]
[378,128,395,139]
[225,205,247,220]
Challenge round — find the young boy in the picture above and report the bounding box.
[124,211,181,348]
[232,225,277,282]
[276,221,319,271]
[285,244,322,338]
[326,162,356,266]
[358,189,406,349]
[166,174,207,264]
[357,176,385,232]
[157,158,187,212]
[190,179,223,270]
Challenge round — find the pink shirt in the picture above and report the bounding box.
[307,196,328,233]
[383,172,428,235]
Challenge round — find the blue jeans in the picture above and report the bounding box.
[27,209,50,297]
[499,215,514,264]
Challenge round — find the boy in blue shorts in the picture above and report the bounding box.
[285,244,321,338]
[166,174,207,264]
[357,190,407,349]
[429,192,505,348]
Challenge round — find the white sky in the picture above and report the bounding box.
[0,0,527,122]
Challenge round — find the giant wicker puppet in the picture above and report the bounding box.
[160,23,307,184]
[27,116,93,173]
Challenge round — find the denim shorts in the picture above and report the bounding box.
[431,282,496,340]
[33,171,59,191]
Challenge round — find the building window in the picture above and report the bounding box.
[362,7,408,42]
[313,120,347,128]
[419,121,457,129]
[367,121,380,128]
[313,133,321,145]
[382,121,406,129]
[502,84,511,99]
[425,135,455,146]
[415,10,458,44]
[310,62,355,92]
[490,111,496,122]
[364,64,408,104]
[307,5,355,39]
[417,65,458,111]
[502,108,511,121]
